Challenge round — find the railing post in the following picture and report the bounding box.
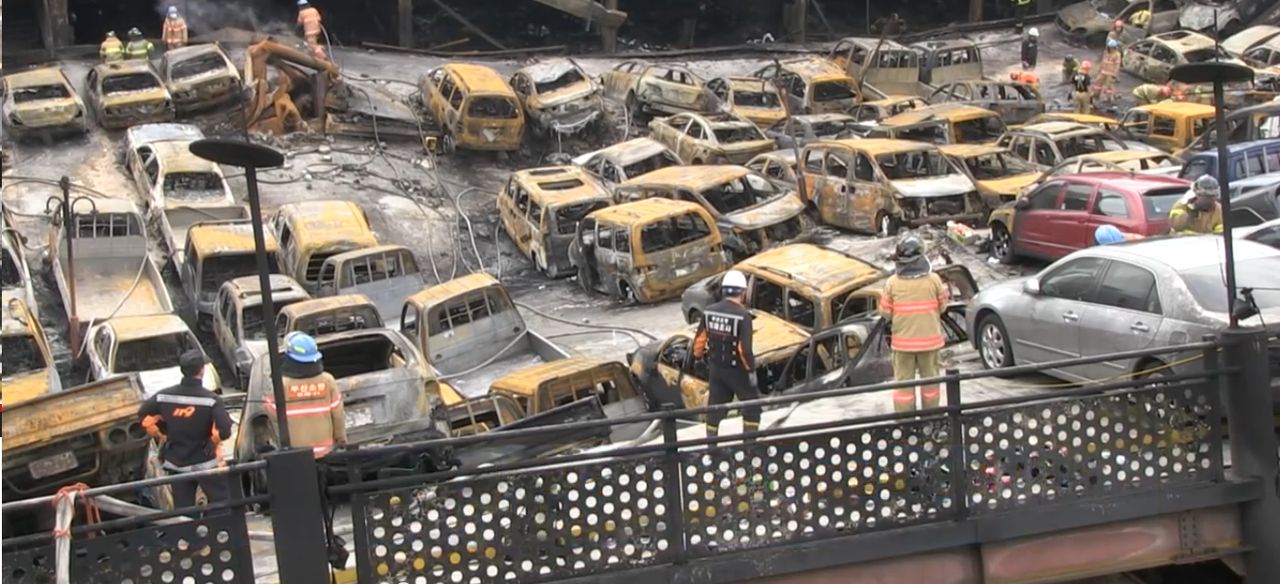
[660,406,686,565]
[945,368,968,520]
[1219,329,1280,584]
[1201,335,1225,480]
[264,448,331,584]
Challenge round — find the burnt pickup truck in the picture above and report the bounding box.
[3,374,149,502]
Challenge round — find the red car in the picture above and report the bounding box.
[987,172,1190,263]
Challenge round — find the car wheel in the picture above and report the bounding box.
[977,314,1014,371]
[877,212,900,238]
[690,157,705,165]
[441,132,456,154]
[989,224,1016,265]
[686,308,702,324]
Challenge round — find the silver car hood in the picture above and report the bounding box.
[891,174,975,198]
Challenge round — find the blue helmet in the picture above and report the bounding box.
[168,6,178,16]
[1107,38,1120,49]
[285,331,322,363]
[1094,224,1124,245]
[297,0,309,6]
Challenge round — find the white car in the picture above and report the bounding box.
[86,314,221,397]
[124,123,235,213]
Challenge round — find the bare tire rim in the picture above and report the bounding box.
[981,322,1006,369]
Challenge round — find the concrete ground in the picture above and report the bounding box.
[2,24,1160,582]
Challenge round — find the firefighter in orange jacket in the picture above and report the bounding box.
[692,270,759,440]
[162,6,188,50]
[267,332,347,457]
[139,350,232,509]
[297,0,324,49]
[879,236,950,412]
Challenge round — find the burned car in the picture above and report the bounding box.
[178,219,279,324]
[1,66,87,138]
[847,96,930,127]
[752,57,874,115]
[800,138,984,235]
[745,150,800,191]
[499,165,612,278]
[271,200,378,293]
[85,314,221,397]
[212,275,312,388]
[2,298,61,405]
[616,165,808,260]
[277,294,384,339]
[928,80,1043,126]
[995,121,1148,170]
[125,123,235,213]
[1056,0,1179,46]
[85,61,174,130]
[1020,112,1121,133]
[1180,0,1270,38]
[1123,31,1244,84]
[864,103,1006,145]
[421,63,525,152]
[827,37,925,96]
[648,111,776,165]
[705,76,787,128]
[913,39,983,85]
[765,113,862,149]
[488,358,648,442]
[572,137,683,189]
[939,143,1042,207]
[159,43,241,113]
[571,198,728,304]
[1117,101,1215,153]
[509,58,604,135]
[600,61,711,119]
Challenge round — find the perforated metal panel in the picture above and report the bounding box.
[2,512,254,584]
[358,453,674,584]
[963,386,1220,513]
[680,417,955,557]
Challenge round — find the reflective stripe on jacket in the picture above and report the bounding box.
[125,40,153,59]
[101,38,124,61]
[266,372,346,457]
[1168,200,1223,235]
[880,273,949,353]
[298,7,323,35]
[163,17,188,44]
[1100,52,1121,76]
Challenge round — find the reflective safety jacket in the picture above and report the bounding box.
[163,16,188,46]
[1169,199,1223,235]
[298,6,323,36]
[139,378,232,468]
[693,299,755,371]
[880,273,949,353]
[101,37,124,62]
[1100,51,1121,77]
[1130,9,1152,27]
[267,372,347,457]
[125,39,154,60]
[1133,84,1166,103]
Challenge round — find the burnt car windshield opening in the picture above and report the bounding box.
[810,119,856,136]
[702,175,779,214]
[887,123,947,144]
[171,55,226,80]
[734,90,780,108]
[640,214,712,253]
[14,84,72,103]
[319,335,402,379]
[1,250,21,288]
[467,96,519,119]
[554,201,607,235]
[955,117,1007,143]
[1,335,44,377]
[163,172,224,201]
[103,73,161,94]
[1057,135,1125,158]
[116,333,198,372]
[964,152,1036,179]
[243,298,305,341]
[713,125,766,143]
[204,255,278,300]
[876,150,955,180]
[533,68,587,94]
[293,308,381,337]
[1181,258,1280,313]
[1141,187,1185,218]
[813,81,856,102]
[622,153,680,178]
[1184,48,1234,64]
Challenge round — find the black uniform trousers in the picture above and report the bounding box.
[706,365,761,437]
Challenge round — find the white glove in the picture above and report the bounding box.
[1178,188,1197,205]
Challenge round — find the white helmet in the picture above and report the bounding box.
[1028,27,1040,37]
[721,270,748,291]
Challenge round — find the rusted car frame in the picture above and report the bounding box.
[864,103,1006,145]
[85,61,174,130]
[276,294,384,339]
[573,137,684,189]
[751,57,876,115]
[212,275,311,388]
[271,200,378,293]
[315,244,423,327]
[420,63,525,152]
[85,314,221,397]
[912,39,983,85]
[1,66,87,139]
[489,358,649,443]
[928,80,1043,126]
[827,37,925,96]
[159,43,241,113]
[705,76,787,128]
[499,166,613,279]
[600,61,711,119]
[509,58,604,135]
[648,111,777,165]
[178,218,279,323]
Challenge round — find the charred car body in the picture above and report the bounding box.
[601,62,711,119]
[572,137,683,189]
[1,66,87,138]
[509,58,604,135]
[928,80,1043,126]
[648,111,777,165]
[212,275,312,387]
[499,166,612,278]
[159,43,241,113]
[85,61,174,130]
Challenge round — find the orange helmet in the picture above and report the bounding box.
[1080,60,1092,71]
[1010,71,1020,81]
[1113,19,1124,30]
[1159,85,1171,97]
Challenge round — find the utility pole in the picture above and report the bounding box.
[969,0,983,22]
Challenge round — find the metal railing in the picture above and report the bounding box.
[5,331,1278,584]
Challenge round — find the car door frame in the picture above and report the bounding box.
[1017,256,1108,375]
[1011,180,1067,259]
[1077,258,1165,380]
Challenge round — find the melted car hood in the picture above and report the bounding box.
[891,175,975,198]
[724,194,806,228]
[530,83,597,108]
[979,172,1040,195]
[1181,5,1237,31]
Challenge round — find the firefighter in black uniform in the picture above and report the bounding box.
[140,350,234,510]
[693,270,759,439]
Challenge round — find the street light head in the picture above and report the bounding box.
[189,139,285,169]
[1168,62,1254,85]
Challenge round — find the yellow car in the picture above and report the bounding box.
[421,63,525,152]
[647,111,776,165]
[1,66,87,138]
[508,58,604,135]
[864,103,1005,145]
[498,165,612,278]
[939,143,1041,207]
[1118,101,1215,153]
[706,76,787,127]
[85,61,175,130]
[2,299,61,405]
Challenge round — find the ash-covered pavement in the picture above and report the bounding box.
[3,24,1145,581]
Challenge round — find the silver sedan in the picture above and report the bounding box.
[967,236,1280,383]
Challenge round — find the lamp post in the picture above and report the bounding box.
[1168,60,1253,328]
[188,139,292,447]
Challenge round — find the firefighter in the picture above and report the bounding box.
[1133,83,1171,104]
[1061,54,1078,85]
[100,31,124,63]
[1010,0,1032,24]
[297,0,324,50]
[1106,19,1124,48]
[692,270,760,439]
[879,236,950,413]
[1097,39,1121,103]
[1169,175,1224,235]
[124,28,154,60]
[1130,7,1152,29]
[1021,27,1039,67]
[139,350,232,510]
[1070,60,1093,113]
[268,332,347,457]
[1010,61,1040,92]
[1094,224,1143,245]
[162,6,188,50]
